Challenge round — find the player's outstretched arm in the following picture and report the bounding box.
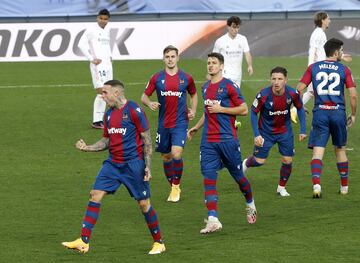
[188,93,198,120]
[141,129,153,181]
[187,114,205,140]
[245,52,253,76]
[342,53,352,63]
[141,93,160,111]
[296,82,307,93]
[347,87,358,128]
[75,137,109,152]
[208,103,248,116]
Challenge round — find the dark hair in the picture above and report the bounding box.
[314,11,328,27]
[227,16,242,26]
[98,9,110,17]
[324,38,343,57]
[270,66,288,77]
[104,80,124,89]
[163,45,178,55]
[207,52,224,64]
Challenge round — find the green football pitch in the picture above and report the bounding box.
[0,57,359,262]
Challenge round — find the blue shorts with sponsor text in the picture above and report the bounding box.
[253,130,294,158]
[200,140,244,180]
[308,110,347,148]
[155,125,188,153]
[93,159,150,201]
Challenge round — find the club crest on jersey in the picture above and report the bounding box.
[136,107,141,113]
[286,98,292,105]
[161,79,165,84]
[122,113,128,120]
[269,102,273,106]
[180,79,185,84]
[217,87,224,93]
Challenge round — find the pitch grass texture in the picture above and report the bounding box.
[0,58,359,263]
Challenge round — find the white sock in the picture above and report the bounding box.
[208,216,219,222]
[93,94,106,123]
[302,91,314,105]
[246,200,256,209]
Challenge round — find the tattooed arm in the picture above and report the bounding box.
[140,129,153,181]
[75,137,110,152]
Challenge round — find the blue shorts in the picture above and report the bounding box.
[254,131,294,158]
[155,126,188,153]
[93,159,150,201]
[200,140,243,180]
[308,110,347,148]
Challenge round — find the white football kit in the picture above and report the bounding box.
[307,27,327,93]
[213,33,250,87]
[79,24,113,89]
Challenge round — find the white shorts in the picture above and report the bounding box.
[306,82,313,92]
[90,60,113,89]
[223,74,241,88]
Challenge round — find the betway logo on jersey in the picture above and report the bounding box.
[204,99,221,106]
[269,109,288,116]
[160,91,183,98]
[108,127,127,135]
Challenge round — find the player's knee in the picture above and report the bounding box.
[255,157,266,165]
[281,157,293,164]
[89,190,105,202]
[138,199,150,213]
[162,153,172,163]
[172,152,182,160]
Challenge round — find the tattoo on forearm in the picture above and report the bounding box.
[86,137,109,151]
[141,130,152,169]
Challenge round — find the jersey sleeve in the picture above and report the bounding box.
[144,74,158,96]
[129,103,150,133]
[251,91,264,114]
[292,90,304,110]
[227,84,244,106]
[78,28,94,61]
[299,64,313,86]
[213,38,220,52]
[242,36,250,52]
[344,66,356,88]
[186,75,197,95]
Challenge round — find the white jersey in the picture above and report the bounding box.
[79,23,113,88]
[308,27,327,66]
[79,24,112,62]
[213,33,250,86]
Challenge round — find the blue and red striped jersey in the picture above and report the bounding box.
[103,101,149,163]
[252,86,302,135]
[201,78,244,143]
[144,69,197,129]
[300,60,356,112]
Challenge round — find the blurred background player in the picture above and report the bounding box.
[242,67,307,197]
[297,38,357,198]
[78,9,113,129]
[187,52,256,234]
[213,16,254,128]
[291,11,352,123]
[62,80,165,255]
[141,45,198,202]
